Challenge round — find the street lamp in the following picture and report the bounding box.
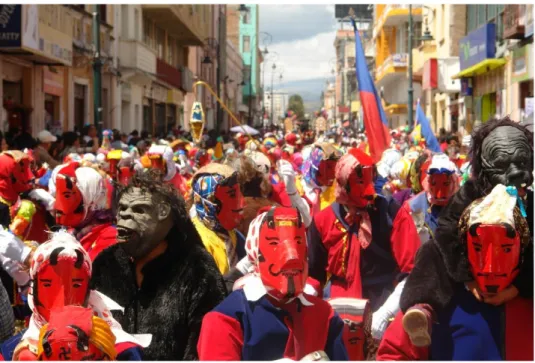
[203,37,221,132]
[238,4,249,17]
[408,5,435,129]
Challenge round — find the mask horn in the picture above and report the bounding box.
[469,223,481,237]
[502,223,517,239]
[42,329,55,358]
[68,325,90,352]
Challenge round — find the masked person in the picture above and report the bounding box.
[378,184,533,360]
[298,143,342,217]
[306,148,421,338]
[53,162,116,261]
[398,154,459,245]
[5,231,145,361]
[0,151,52,319]
[197,207,349,361]
[106,150,134,187]
[146,144,188,197]
[191,164,246,275]
[396,118,534,350]
[91,170,227,360]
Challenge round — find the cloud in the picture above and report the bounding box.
[260,31,338,85]
[259,4,337,45]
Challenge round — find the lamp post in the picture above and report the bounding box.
[271,63,276,126]
[408,6,435,130]
[201,37,220,133]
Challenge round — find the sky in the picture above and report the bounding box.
[258,4,340,86]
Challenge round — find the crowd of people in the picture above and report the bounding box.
[0,115,532,361]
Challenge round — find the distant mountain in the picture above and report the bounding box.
[273,77,334,113]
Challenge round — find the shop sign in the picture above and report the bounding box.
[392,53,408,67]
[43,67,64,97]
[0,5,22,47]
[38,23,73,66]
[512,45,529,83]
[423,58,438,90]
[459,23,496,71]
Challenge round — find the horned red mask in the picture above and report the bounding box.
[460,184,529,295]
[467,224,520,294]
[37,306,116,361]
[336,148,376,208]
[422,154,459,206]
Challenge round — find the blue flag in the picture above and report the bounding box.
[416,100,441,152]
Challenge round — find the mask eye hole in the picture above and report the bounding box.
[473,243,482,252]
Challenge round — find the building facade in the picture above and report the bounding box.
[224,39,244,130]
[263,90,288,124]
[412,5,465,134]
[372,4,424,129]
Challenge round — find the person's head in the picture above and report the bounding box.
[471,117,533,195]
[0,150,34,202]
[115,170,192,260]
[141,130,149,139]
[191,164,244,232]
[146,145,177,181]
[226,153,272,198]
[420,153,459,206]
[54,163,108,228]
[63,131,79,148]
[29,231,92,322]
[335,148,377,209]
[83,124,97,138]
[245,206,308,303]
[37,130,58,151]
[302,142,342,187]
[131,129,139,137]
[459,184,529,295]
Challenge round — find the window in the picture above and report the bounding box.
[395,23,407,53]
[243,35,251,53]
[467,5,477,32]
[121,5,128,39]
[166,35,176,65]
[243,7,250,24]
[156,27,165,58]
[134,9,140,40]
[244,65,251,82]
[99,5,107,23]
[143,16,153,48]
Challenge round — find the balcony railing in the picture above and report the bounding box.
[376,53,408,81]
[157,58,182,90]
[503,4,526,39]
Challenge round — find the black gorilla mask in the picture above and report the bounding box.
[481,126,533,197]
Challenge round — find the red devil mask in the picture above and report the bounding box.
[255,207,308,302]
[55,163,84,227]
[34,248,91,322]
[329,298,370,361]
[467,223,521,294]
[37,306,115,361]
[422,155,458,206]
[118,166,133,186]
[0,152,34,202]
[214,174,244,230]
[316,159,338,187]
[107,158,119,179]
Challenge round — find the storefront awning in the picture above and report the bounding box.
[452,58,506,79]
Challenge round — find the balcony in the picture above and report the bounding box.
[156,58,182,90]
[142,5,207,46]
[503,5,526,39]
[119,40,156,86]
[373,5,422,39]
[376,53,409,85]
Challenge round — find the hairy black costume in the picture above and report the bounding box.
[90,171,227,360]
[400,117,534,313]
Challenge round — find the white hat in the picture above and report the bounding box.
[37,130,57,143]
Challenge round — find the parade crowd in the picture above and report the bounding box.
[0,113,532,361]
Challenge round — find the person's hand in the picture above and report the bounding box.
[1,258,30,287]
[0,230,32,263]
[277,160,297,195]
[371,309,393,340]
[484,285,519,306]
[29,188,55,211]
